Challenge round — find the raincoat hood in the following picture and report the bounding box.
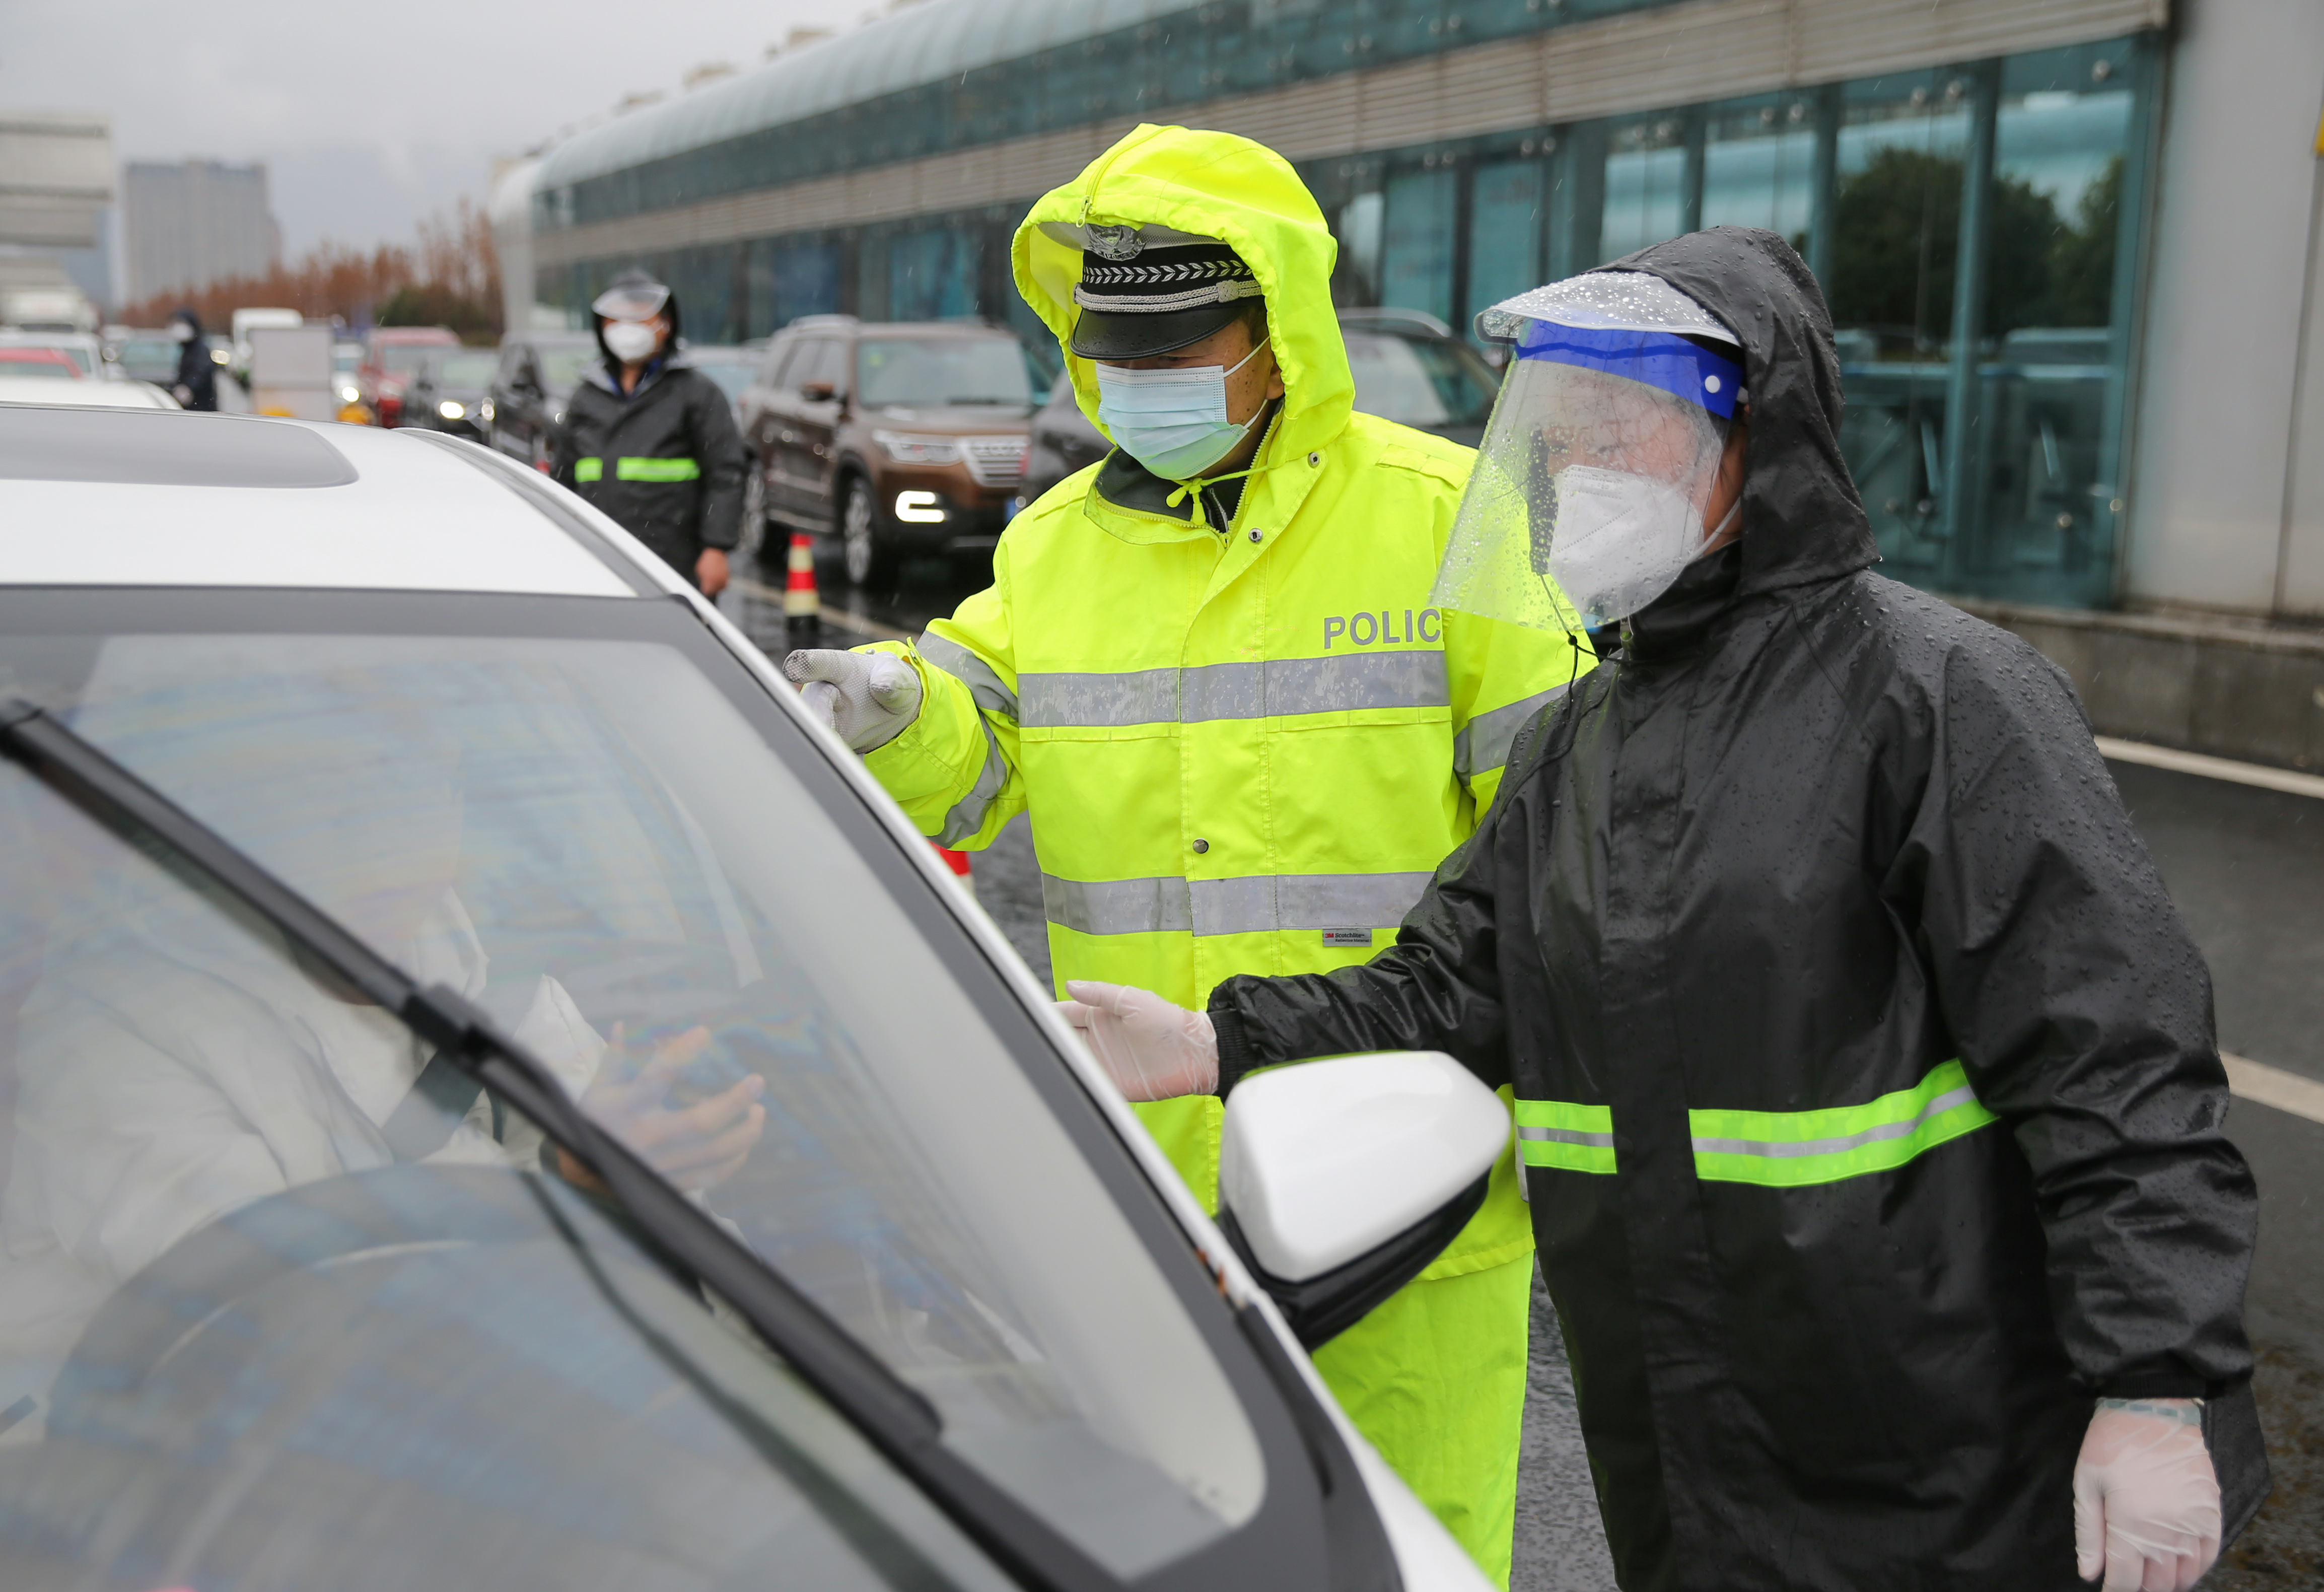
[1602,226,1879,600]
[1014,125,1354,478]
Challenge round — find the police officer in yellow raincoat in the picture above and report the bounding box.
[786,124,1589,1583]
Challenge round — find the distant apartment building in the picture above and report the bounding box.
[123,159,278,302]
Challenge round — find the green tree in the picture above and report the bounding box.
[2043,153,2123,329]
[1827,144,2070,347]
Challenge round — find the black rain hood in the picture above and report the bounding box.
[591,268,683,369]
[1209,226,2266,1589]
[1607,226,1879,602]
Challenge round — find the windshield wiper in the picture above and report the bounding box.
[0,698,1119,1592]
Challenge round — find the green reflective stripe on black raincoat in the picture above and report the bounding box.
[851,123,1592,1586]
[1209,228,2266,1591]
[575,455,703,483]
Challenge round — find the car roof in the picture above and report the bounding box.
[0,381,176,410]
[0,408,653,599]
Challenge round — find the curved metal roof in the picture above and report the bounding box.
[536,0,1175,190]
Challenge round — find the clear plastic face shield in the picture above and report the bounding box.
[1430,272,1744,633]
[590,280,671,323]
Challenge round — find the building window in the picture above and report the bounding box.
[1466,158,1545,338]
[1380,170,1458,326]
[890,226,981,322]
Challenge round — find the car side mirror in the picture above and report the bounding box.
[799,380,836,402]
[1218,1051,1511,1350]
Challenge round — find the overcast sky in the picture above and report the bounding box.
[3,0,860,257]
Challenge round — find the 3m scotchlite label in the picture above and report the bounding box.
[614,456,701,481]
[1454,681,1573,781]
[1041,870,1432,937]
[919,633,1020,720]
[936,719,1011,845]
[1688,1060,1996,1188]
[1019,652,1449,728]
[573,456,700,484]
[1514,1099,1617,1174]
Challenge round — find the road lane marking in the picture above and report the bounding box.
[729,575,915,643]
[2097,737,2324,802]
[2224,1053,2324,1127]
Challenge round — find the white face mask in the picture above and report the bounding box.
[170,321,195,343]
[603,319,660,363]
[1544,464,1716,625]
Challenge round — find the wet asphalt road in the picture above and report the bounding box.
[727,542,2323,1589]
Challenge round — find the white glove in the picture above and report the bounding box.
[1057,981,1219,1101]
[2072,1398,2221,1591]
[783,649,922,751]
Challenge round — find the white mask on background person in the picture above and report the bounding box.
[169,321,195,343]
[603,320,659,364]
[1093,341,1269,479]
[1544,464,1717,625]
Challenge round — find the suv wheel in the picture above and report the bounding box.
[839,475,894,587]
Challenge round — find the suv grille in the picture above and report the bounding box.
[960,434,1028,489]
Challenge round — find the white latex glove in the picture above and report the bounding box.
[782,649,922,751]
[1056,981,1219,1101]
[2072,1398,2221,1591]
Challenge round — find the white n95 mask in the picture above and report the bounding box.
[603,321,659,363]
[1545,465,1715,626]
[1093,341,1266,480]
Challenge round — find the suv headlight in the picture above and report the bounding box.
[874,430,962,465]
[439,399,466,420]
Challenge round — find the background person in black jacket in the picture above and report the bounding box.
[167,308,216,412]
[1061,230,2266,1592]
[553,270,745,595]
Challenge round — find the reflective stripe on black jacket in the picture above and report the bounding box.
[1206,227,2266,1591]
[553,358,744,579]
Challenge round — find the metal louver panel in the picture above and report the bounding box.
[535,0,2168,268]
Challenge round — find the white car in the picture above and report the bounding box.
[0,328,111,379]
[0,407,1501,1592]
[0,377,178,409]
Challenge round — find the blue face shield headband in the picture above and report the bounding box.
[1515,320,1744,419]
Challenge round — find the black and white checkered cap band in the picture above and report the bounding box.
[1075,245,1261,314]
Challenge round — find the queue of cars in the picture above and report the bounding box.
[0,399,1506,1592]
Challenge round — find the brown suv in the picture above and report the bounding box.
[736,316,1048,585]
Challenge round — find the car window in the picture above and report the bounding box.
[686,354,755,402]
[857,338,1041,408]
[0,756,1015,1592]
[539,343,602,393]
[0,353,77,379]
[1345,330,1500,427]
[430,351,500,387]
[375,343,445,376]
[0,595,1266,1582]
[762,339,797,388]
[790,339,843,394]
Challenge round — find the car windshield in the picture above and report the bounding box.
[378,342,448,375]
[540,343,603,392]
[1345,330,1500,427]
[430,351,499,387]
[858,338,1042,408]
[0,354,77,379]
[687,353,756,401]
[114,339,178,374]
[0,591,1265,1585]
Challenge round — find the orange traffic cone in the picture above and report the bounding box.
[933,844,975,901]
[785,532,821,643]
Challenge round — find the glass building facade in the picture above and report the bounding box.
[533,7,2158,610]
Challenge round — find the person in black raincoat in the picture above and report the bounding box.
[167,308,217,412]
[552,269,745,594]
[1065,229,2266,1591]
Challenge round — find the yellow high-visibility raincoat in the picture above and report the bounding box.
[856,125,1589,1583]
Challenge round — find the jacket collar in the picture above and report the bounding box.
[581,356,671,401]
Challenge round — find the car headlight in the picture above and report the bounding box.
[874,430,962,465]
[478,399,494,423]
[894,490,947,523]
[339,385,361,403]
[439,399,466,420]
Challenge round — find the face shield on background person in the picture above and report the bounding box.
[593,273,671,364]
[1430,271,1745,636]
